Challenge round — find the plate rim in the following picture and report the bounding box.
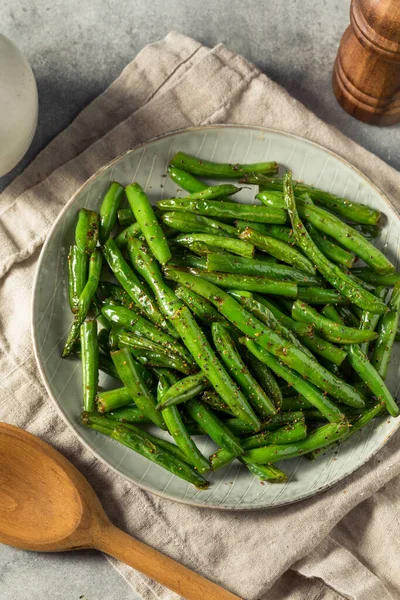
[31,123,400,510]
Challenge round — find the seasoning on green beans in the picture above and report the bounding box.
[291,300,379,344]
[82,413,209,488]
[80,320,99,412]
[103,238,173,334]
[186,398,243,456]
[68,245,88,313]
[161,211,237,237]
[111,348,166,429]
[75,208,99,254]
[206,254,321,285]
[164,266,366,408]
[239,227,316,275]
[212,322,277,418]
[371,281,400,379]
[125,182,171,265]
[170,151,278,179]
[157,372,210,410]
[157,198,286,224]
[63,249,103,357]
[175,267,298,297]
[210,421,308,470]
[174,233,254,258]
[99,182,124,244]
[283,171,388,313]
[128,238,261,429]
[157,369,210,473]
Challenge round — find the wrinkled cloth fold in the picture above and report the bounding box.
[1,31,400,600]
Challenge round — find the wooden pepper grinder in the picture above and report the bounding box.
[332,0,400,125]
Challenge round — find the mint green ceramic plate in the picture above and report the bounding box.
[32,125,400,510]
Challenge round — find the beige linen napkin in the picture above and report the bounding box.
[1,32,400,600]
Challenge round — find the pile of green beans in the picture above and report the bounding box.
[64,153,399,490]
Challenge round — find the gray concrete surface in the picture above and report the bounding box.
[0,0,399,598]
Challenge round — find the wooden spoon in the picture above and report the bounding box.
[0,423,241,600]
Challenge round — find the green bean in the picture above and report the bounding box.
[281,395,313,411]
[296,288,347,304]
[210,422,307,470]
[127,240,261,429]
[157,198,286,224]
[337,306,359,329]
[115,329,175,356]
[99,182,124,244]
[359,287,389,353]
[243,462,288,482]
[186,398,243,455]
[101,304,190,364]
[82,413,208,488]
[103,239,174,334]
[157,370,210,473]
[97,386,133,413]
[251,176,381,225]
[164,267,365,408]
[229,290,314,358]
[284,172,388,313]
[350,268,400,286]
[330,311,399,417]
[243,339,346,422]
[239,227,315,274]
[97,355,121,380]
[347,344,399,416]
[161,184,241,204]
[170,151,278,179]
[212,323,276,418]
[157,372,209,409]
[68,245,88,313]
[106,405,149,424]
[117,208,136,226]
[116,331,191,375]
[206,254,321,285]
[234,293,347,367]
[305,223,355,268]
[92,293,112,331]
[296,201,394,275]
[308,401,384,459]
[132,350,194,375]
[63,250,102,357]
[111,348,165,428]
[242,420,349,464]
[176,267,298,297]
[169,253,207,269]
[292,300,378,344]
[114,222,142,248]
[175,284,225,324]
[125,183,171,265]
[184,241,228,256]
[201,390,234,415]
[226,411,305,435]
[80,320,99,412]
[238,345,283,408]
[167,164,209,193]
[243,218,356,269]
[371,282,400,378]
[98,281,136,309]
[160,211,237,236]
[174,233,254,258]
[75,208,99,254]
[97,328,111,356]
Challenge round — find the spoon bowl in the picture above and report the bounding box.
[0,423,241,600]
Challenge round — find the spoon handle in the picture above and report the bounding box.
[97,523,242,600]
